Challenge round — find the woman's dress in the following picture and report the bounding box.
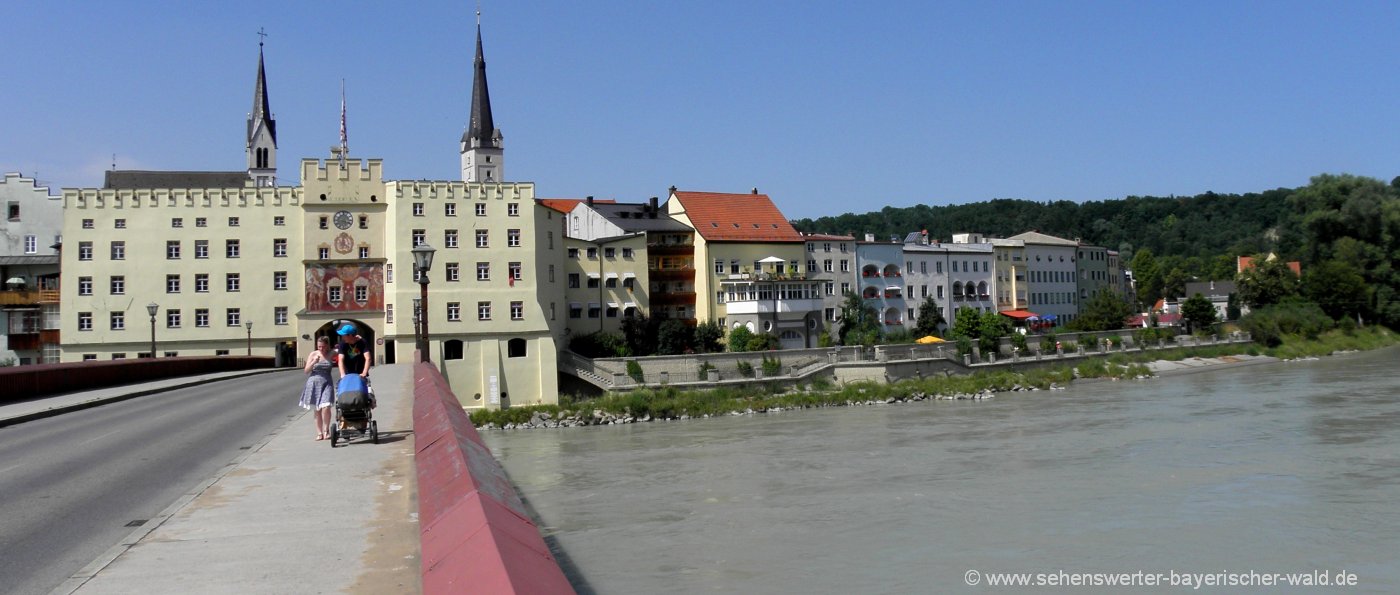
[299,357,335,410]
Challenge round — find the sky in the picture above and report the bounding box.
[4,1,1400,219]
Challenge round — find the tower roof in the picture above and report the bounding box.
[248,44,277,147]
[462,23,501,148]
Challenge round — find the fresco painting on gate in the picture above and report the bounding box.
[305,263,384,313]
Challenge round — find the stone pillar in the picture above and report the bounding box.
[659,371,669,385]
[963,354,971,366]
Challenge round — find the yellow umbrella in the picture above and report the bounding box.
[916,335,945,344]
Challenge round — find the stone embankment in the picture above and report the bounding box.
[484,383,1071,430]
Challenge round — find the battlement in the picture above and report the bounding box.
[62,186,302,209]
[2,172,59,198]
[301,157,383,185]
[387,180,534,202]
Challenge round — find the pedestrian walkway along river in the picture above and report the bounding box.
[486,347,1400,594]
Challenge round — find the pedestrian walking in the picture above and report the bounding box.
[300,336,336,440]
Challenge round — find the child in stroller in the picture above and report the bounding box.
[330,373,378,447]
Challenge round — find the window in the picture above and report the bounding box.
[936,261,943,274]
[82,218,94,229]
[226,308,241,326]
[622,248,634,258]
[166,240,180,259]
[412,229,426,246]
[825,281,834,296]
[568,273,580,288]
[921,261,927,274]
[195,274,209,292]
[359,215,368,229]
[510,301,523,320]
[110,276,125,295]
[328,285,341,304]
[195,217,207,228]
[476,262,490,281]
[23,235,36,254]
[195,240,209,259]
[508,203,519,217]
[568,248,580,259]
[111,241,125,260]
[507,229,521,247]
[355,285,368,304]
[77,277,92,295]
[604,247,616,259]
[937,285,945,299]
[549,265,555,282]
[478,301,491,320]
[167,310,181,328]
[226,273,240,292]
[475,230,488,248]
[824,259,833,272]
[447,302,461,321]
[841,282,851,295]
[274,271,287,290]
[78,242,93,260]
[273,239,287,257]
[475,203,487,216]
[568,303,582,318]
[275,307,288,325]
[226,240,240,258]
[840,260,850,272]
[273,215,285,226]
[166,274,180,293]
[839,243,848,252]
[228,217,239,227]
[413,202,424,216]
[587,277,600,289]
[507,338,526,357]
[318,247,329,259]
[195,308,209,327]
[445,229,459,248]
[605,277,617,288]
[509,262,522,281]
[387,264,393,283]
[110,311,125,330]
[588,304,601,318]
[605,306,618,318]
[115,219,126,229]
[386,304,394,324]
[78,312,92,331]
[586,247,597,259]
[445,203,456,217]
[446,262,460,282]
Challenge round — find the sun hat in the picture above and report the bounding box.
[336,323,358,336]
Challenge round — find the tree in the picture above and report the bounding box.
[621,314,661,356]
[913,296,945,337]
[837,291,880,346]
[1226,292,1241,321]
[1302,260,1369,322]
[1130,248,1163,310]
[746,333,780,351]
[1071,287,1134,331]
[950,306,981,341]
[693,320,725,353]
[727,325,753,353]
[1236,256,1300,309]
[1180,293,1218,333]
[656,319,693,355]
[975,311,1012,355]
[1162,267,1190,301]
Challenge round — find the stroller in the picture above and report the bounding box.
[330,373,378,447]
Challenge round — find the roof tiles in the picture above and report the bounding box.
[671,191,801,242]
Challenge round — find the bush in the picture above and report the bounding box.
[818,333,835,348]
[626,360,644,383]
[882,328,914,344]
[736,361,754,377]
[698,361,717,378]
[570,332,630,358]
[761,355,782,376]
[1239,300,1333,347]
[1040,332,1058,353]
[747,333,780,352]
[955,336,973,357]
[728,326,754,352]
[1010,332,1028,354]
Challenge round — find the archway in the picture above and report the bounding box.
[313,318,379,364]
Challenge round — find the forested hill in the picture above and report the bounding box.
[789,188,1298,261]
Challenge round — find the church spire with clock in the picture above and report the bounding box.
[460,11,503,183]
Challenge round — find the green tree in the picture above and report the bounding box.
[1302,260,1369,322]
[657,319,693,355]
[693,320,725,353]
[838,291,880,346]
[621,314,660,356]
[950,306,982,341]
[727,325,753,353]
[1070,287,1134,331]
[1162,267,1190,301]
[1236,256,1300,309]
[746,333,780,351]
[1130,248,1163,309]
[1180,293,1218,333]
[975,311,1012,355]
[913,296,945,337]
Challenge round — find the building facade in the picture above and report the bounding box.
[1010,231,1080,327]
[1,173,63,364]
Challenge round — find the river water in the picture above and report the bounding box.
[485,348,1400,593]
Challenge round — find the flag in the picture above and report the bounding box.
[508,275,515,287]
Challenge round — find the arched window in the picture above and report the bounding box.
[507,338,526,358]
[443,339,464,360]
[952,281,963,296]
[977,281,988,297]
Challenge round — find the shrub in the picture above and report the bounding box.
[882,328,914,344]
[955,336,973,357]
[736,361,755,377]
[626,360,644,383]
[698,361,717,378]
[1040,332,1058,353]
[746,333,780,352]
[1010,332,1028,354]
[570,332,630,358]
[761,355,782,376]
[728,326,754,352]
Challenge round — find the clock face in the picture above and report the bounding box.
[333,210,353,230]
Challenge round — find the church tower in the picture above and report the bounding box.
[247,37,278,187]
[460,16,503,183]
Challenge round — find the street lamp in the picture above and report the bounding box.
[245,320,253,356]
[411,243,436,363]
[147,302,158,358]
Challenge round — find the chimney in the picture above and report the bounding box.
[668,185,677,195]
[649,196,659,214]
[585,195,594,205]
[751,187,758,194]
[864,233,875,242]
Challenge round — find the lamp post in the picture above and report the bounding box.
[245,320,253,356]
[147,302,159,358]
[411,243,436,363]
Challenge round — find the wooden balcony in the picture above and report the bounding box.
[650,268,695,281]
[0,289,59,306]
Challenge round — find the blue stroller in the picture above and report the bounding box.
[329,373,378,447]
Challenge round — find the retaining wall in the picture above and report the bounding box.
[413,362,575,595]
[0,356,274,403]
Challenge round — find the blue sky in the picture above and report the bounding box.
[4,1,1399,219]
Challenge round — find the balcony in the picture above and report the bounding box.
[650,268,695,281]
[0,289,59,306]
[647,243,694,256]
[724,297,822,315]
[651,291,696,305]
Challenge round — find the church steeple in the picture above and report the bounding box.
[247,30,278,187]
[461,13,503,183]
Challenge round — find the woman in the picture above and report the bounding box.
[299,336,336,440]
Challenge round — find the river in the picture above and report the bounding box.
[485,347,1400,593]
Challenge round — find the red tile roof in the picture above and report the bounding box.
[537,198,615,214]
[670,190,802,242]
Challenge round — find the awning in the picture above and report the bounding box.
[588,302,601,308]
[1042,314,1058,321]
[605,272,618,279]
[568,302,582,308]
[999,309,1039,319]
[622,272,636,279]
[586,272,600,278]
[623,302,636,308]
[607,302,620,308]
[758,256,786,264]
[885,286,902,291]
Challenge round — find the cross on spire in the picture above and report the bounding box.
[257,27,267,48]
